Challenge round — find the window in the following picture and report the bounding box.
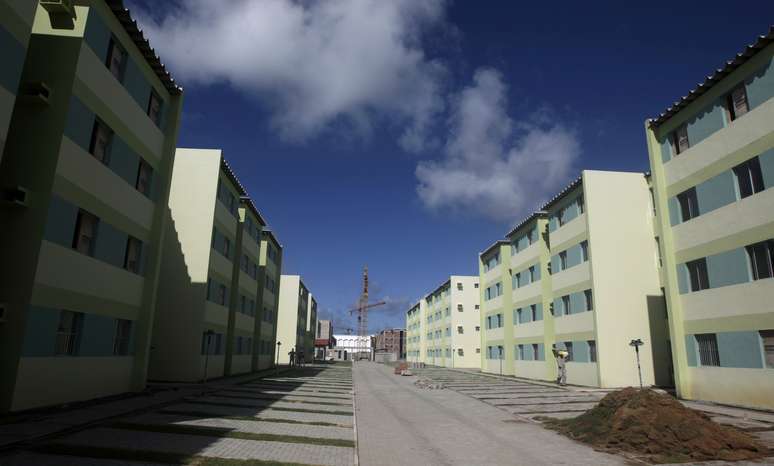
[240,295,247,314]
[671,124,690,156]
[475,326,480,332]
[113,319,132,355]
[733,157,764,199]
[687,258,710,292]
[725,84,749,121]
[475,304,480,309]
[529,266,536,282]
[147,90,163,126]
[562,295,571,316]
[761,330,774,369]
[746,240,773,280]
[124,237,142,273]
[577,195,585,214]
[55,311,82,356]
[530,304,537,321]
[649,188,657,216]
[458,348,464,356]
[72,210,99,256]
[223,237,231,258]
[106,38,127,81]
[515,308,523,324]
[695,334,720,366]
[564,342,574,361]
[457,282,463,290]
[532,344,539,360]
[89,120,113,164]
[218,284,227,306]
[476,348,481,354]
[474,283,479,288]
[496,313,503,328]
[517,344,525,360]
[457,304,463,312]
[580,241,589,262]
[677,188,699,222]
[588,340,597,363]
[655,237,663,267]
[559,251,568,271]
[135,160,153,196]
[497,345,504,360]
[558,207,567,226]
[514,272,522,288]
[486,316,492,329]
[584,289,593,311]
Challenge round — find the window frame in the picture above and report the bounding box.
[687,258,710,292]
[55,310,83,356]
[677,188,699,222]
[123,236,142,274]
[147,89,163,127]
[135,159,153,196]
[112,319,132,356]
[746,240,774,281]
[695,333,720,367]
[106,37,127,82]
[733,156,764,200]
[72,209,99,257]
[725,84,750,122]
[89,119,113,164]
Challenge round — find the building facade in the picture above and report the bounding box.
[331,334,373,361]
[0,0,183,412]
[374,328,406,360]
[149,149,269,382]
[645,30,774,409]
[315,319,336,360]
[404,276,481,368]
[304,295,318,362]
[0,0,37,166]
[253,230,283,371]
[479,171,669,388]
[276,275,311,364]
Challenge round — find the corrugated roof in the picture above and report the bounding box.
[425,278,451,299]
[540,175,583,211]
[239,196,267,227]
[219,157,247,196]
[262,229,283,249]
[105,0,182,95]
[505,211,548,239]
[649,26,774,128]
[479,239,508,258]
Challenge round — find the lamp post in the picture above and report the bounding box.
[630,338,644,388]
[276,341,281,375]
[202,329,214,384]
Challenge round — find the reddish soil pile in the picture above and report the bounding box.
[544,388,767,463]
[394,362,408,374]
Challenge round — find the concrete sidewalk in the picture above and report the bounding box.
[353,362,626,466]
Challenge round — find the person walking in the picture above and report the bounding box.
[552,347,569,386]
[288,348,296,367]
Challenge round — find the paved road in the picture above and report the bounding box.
[353,362,625,466]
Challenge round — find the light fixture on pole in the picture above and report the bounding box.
[203,329,214,384]
[629,338,644,388]
[276,341,282,375]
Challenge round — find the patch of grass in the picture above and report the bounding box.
[108,422,355,448]
[30,444,316,466]
[213,393,350,406]
[188,400,353,416]
[157,409,347,427]
[222,389,349,401]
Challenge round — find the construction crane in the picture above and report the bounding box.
[346,266,385,359]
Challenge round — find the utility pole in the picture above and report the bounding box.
[203,329,214,384]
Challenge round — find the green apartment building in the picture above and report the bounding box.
[405,277,481,368]
[645,28,774,409]
[253,229,283,371]
[150,148,270,381]
[0,0,183,412]
[479,171,670,388]
[304,295,318,362]
[276,275,312,364]
[0,0,37,166]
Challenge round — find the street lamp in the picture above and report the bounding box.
[630,338,644,388]
[202,329,214,384]
[275,341,282,374]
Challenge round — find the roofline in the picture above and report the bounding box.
[505,211,548,239]
[479,239,508,258]
[220,157,247,196]
[540,174,583,211]
[239,196,267,227]
[425,277,451,300]
[649,25,774,128]
[261,229,283,249]
[105,0,182,95]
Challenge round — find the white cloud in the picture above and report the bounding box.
[131,0,447,150]
[416,68,580,222]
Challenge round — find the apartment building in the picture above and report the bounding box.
[276,275,311,364]
[374,328,406,360]
[314,319,335,360]
[0,1,183,412]
[331,334,373,361]
[304,295,318,362]
[253,229,283,371]
[405,301,426,363]
[645,29,774,409]
[411,276,481,368]
[149,149,267,382]
[479,171,669,388]
[0,0,37,165]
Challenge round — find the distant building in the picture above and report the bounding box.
[332,334,373,361]
[254,230,283,371]
[315,319,336,360]
[276,275,315,364]
[375,328,405,360]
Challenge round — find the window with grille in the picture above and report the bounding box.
[55,311,82,356]
[72,210,99,256]
[581,241,589,262]
[106,38,127,81]
[562,295,571,316]
[671,124,690,155]
[559,251,568,271]
[677,188,699,222]
[457,304,463,312]
[89,120,113,164]
[475,326,480,332]
[725,84,749,121]
[733,157,765,200]
[517,344,524,360]
[588,340,597,363]
[761,330,774,369]
[457,282,463,290]
[695,334,720,366]
[746,240,774,280]
[112,319,132,355]
[124,237,142,274]
[147,90,163,126]
[532,344,539,360]
[135,160,153,196]
[529,265,536,282]
[687,258,710,292]
[218,284,227,306]
[457,326,463,334]
[530,304,537,321]
[584,289,593,311]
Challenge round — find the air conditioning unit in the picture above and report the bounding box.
[20,81,51,106]
[0,304,6,323]
[2,186,29,207]
[40,0,76,17]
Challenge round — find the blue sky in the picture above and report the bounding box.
[127,0,774,333]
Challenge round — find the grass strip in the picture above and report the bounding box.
[221,389,349,400]
[240,386,348,395]
[31,443,318,466]
[187,400,353,416]
[157,409,347,427]
[108,421,355,448]
[213,393,350,406]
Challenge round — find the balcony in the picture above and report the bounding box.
[511,241,541,270]
[680,278,774,326]
[554,310,594,336]
[512,280,542,305]
[549,213,587,250]
[552,261,591,294]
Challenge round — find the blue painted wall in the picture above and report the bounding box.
[0,24,26,95]
[21,307,60,357]
[717,331,764,369]
[760,148,774,190]
[79,313,116,356]
[745,56,774,110]
[685,101,726,147]
[695,170,737,215]
[43,195,79,247]
[706,247,750,289]
[685,335,697,367]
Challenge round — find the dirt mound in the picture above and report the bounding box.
[544,388,767,464]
